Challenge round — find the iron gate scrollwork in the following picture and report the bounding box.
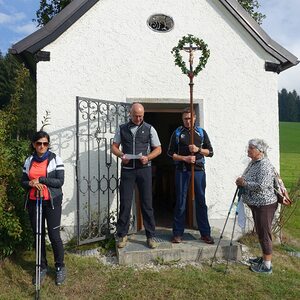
[76,97,134,245]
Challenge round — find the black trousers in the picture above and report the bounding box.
[117,167,156,238]
[28,200,64,269]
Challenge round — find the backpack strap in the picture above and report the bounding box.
[175,125,204,145]
[195,126,204,141]
[175,126,184,145]
[195,126,205,165]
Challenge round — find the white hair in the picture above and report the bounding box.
[248,138,269,156]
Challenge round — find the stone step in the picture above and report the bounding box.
[116,228,242,265]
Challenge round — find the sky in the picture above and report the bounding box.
[0,0,299,94]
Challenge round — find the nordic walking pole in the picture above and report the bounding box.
[224,192,241,274]
[35,189,43,300]
[210,187,239,267]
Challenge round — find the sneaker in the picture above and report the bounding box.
[171,236,182,243]
[250,262,272,274]
[117,235,128,248]
[32,267,48,285]
[200,236,215,244]
[55,266,66,286]
[147,238,157,249]
[248,256,263,265]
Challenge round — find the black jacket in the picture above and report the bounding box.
[167,126,213,171]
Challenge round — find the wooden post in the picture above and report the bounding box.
[172,35,210,228]
[185,43,196,227]
[188,49,195,227]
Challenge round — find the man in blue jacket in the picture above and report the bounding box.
[168,107,214,244]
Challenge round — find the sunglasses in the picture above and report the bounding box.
[35,142,49,147]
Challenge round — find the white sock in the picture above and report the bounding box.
[264,260,271,269]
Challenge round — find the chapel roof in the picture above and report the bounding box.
[10,0,299,73]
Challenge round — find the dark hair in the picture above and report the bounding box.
[182,107,196,115]
[30,131,50,152]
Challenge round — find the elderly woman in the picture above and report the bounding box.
[236,139,278,274]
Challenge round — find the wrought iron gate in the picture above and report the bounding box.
[76,97,135,245]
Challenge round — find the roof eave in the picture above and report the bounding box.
[219,0,298,71]
[9,0,99,72]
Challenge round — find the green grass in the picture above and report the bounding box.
[280,122,300,188]
[279,122,300,243]
[1,122,300,300]
[279,122,300,154]
[0,249,300,300]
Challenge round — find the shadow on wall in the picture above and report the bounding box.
[47,99,131,243]
[48,123,123,243]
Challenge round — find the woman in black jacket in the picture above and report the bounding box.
[21,131,66,285]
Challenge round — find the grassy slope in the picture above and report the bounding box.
[0,250,300,300]
[280,122,300,242]
[0,122,300,299]
[280,122,300,187]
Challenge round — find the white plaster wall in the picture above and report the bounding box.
[36,0,280,234]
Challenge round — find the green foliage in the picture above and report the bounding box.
[0,66,34,260]
[35,0,72,27]
[171,34,210,77]
[238,0,265,25]
[279,89,300,122]
[0,53,20,108]
[0,53,36,137]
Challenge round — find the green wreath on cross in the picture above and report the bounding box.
[171,34,210,77]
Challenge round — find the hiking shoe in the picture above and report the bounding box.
[32,268,48,285]
[200,236,215,244]
[250,262,272,274]
[117,235,128,248]
[248,256,263,265]
[171,236,182,243]
[147,238,157,249]
[55,266,66,286]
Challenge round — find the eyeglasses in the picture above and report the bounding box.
[35,142,49,147]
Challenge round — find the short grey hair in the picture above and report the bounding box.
[248,138,269,156]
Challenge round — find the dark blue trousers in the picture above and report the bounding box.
[173,170,211,237]
[117,167,155,238]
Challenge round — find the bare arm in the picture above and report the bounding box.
[172,153,196,164]
[111,142,123,158]
[188,145,210,156]
[140,146,162,165]
[111,142,130,164]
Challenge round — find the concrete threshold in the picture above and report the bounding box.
[116,228,242,265]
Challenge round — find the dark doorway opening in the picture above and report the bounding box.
[145,112,182,228]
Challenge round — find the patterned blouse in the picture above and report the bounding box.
[241,157,277,207]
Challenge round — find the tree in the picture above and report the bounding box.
[0,53,36,138]
[0,54,20,108]
[0,66,34,259]
[278,88,300,122]
[238,0,265,25]
[35,0,72,27]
